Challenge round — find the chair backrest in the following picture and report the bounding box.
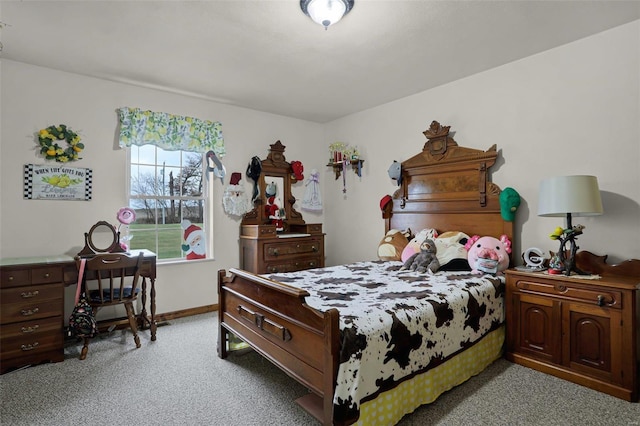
[78,252,144,306]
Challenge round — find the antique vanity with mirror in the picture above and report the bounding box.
[78,220,126,257]
[239,141,324,274]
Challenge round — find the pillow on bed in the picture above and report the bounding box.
[400,228,438,263]
[434,231,472,271]
[377,229,412,261]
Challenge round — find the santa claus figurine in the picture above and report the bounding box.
[181,220,206,260]
[263,182,285,232]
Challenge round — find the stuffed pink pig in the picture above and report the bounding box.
[464,235,512,275]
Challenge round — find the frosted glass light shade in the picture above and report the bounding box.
[301,0,354,29]
[538,175,603,218]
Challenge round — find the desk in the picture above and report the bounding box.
[0,250,157,374]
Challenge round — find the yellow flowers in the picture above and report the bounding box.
[37,124,84,163]
[549,226,564,240]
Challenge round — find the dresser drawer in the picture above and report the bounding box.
[1,283,63,305]
[0,316,62,340]
[1,268,31,288]
[32,266,63,284]
[289,223,323,234]
[264,257,322,273]
[263,239,322,260]
[0,292,63,324]
[0,326,63,362]
[514,279,623,309]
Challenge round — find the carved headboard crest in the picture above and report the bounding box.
[422,120,454,159]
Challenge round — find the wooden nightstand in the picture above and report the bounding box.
[505,258,639,401]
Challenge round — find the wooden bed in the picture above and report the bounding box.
[218,121,514,425]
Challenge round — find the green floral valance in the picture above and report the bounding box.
[117,107,225,156]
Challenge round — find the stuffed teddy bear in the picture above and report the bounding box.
[464,234,512,275]
[401,238,440,273]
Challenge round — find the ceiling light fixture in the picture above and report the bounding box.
[300,0,354,30]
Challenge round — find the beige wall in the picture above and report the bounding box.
[1,20,638,316]
[323,20,639,266]
[0,61,325,316]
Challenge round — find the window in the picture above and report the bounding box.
[127,145,211,261]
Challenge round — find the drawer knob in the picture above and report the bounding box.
[597,295,605,306]
[21,325,40,334]
[21,290,40,298]
[21,308,39,316]
[312,245,318,252]
[8,276,14,281]
[44,273,50,278]
[21,342,40,351]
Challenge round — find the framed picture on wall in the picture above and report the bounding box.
[23,164,92,201]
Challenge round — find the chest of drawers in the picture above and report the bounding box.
[1,260,76,374]
[239,223,325,274]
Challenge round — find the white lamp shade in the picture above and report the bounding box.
[538,175,603,217]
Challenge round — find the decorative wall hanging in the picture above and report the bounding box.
[23,164,92,201]
[223,172,251,217]
[37,124,84,162]
[327,141,364,180]
[301,169,322,211]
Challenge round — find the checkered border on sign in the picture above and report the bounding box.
[84,169,93,200]
[23,164,34,199]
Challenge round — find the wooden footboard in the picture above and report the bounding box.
[218,268,340,425]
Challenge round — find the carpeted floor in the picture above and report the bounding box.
[1,313,638,425]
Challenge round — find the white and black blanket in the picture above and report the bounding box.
[266,260,505,423]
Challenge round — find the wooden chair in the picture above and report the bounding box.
[75,252,144,360]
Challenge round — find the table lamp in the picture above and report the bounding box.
[538,175,603,275]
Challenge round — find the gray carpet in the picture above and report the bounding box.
[1,313,638,425]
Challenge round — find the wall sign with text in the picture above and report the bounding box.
[23,164,92,201]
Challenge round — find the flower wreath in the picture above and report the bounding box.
[37,124,84,163]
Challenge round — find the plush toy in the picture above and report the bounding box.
[433,231,470,271]
[465,235,512,275]
[401,228,438,263]
[377,228,412,261]
[401,238,440,273]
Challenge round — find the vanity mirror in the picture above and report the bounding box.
[78,220,126,257]
[239,141,324,274]
[241,140,304,230]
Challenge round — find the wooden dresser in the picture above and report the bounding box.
[505,252,639,401]
[0,257,76,374]
[240,223,324,274]
[239,141,325,274]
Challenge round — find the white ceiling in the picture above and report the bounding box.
[2,1,639,123]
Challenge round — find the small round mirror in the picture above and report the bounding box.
[87,221,118,253]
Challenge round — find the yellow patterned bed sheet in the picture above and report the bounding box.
[355,325,505,426]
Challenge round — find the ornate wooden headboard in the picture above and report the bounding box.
[384,120,513,241]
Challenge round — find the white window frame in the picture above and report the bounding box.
[125,146,214,262]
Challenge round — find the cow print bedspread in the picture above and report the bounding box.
[266,260,505,423]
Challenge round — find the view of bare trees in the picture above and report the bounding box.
[130,154,204,224]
